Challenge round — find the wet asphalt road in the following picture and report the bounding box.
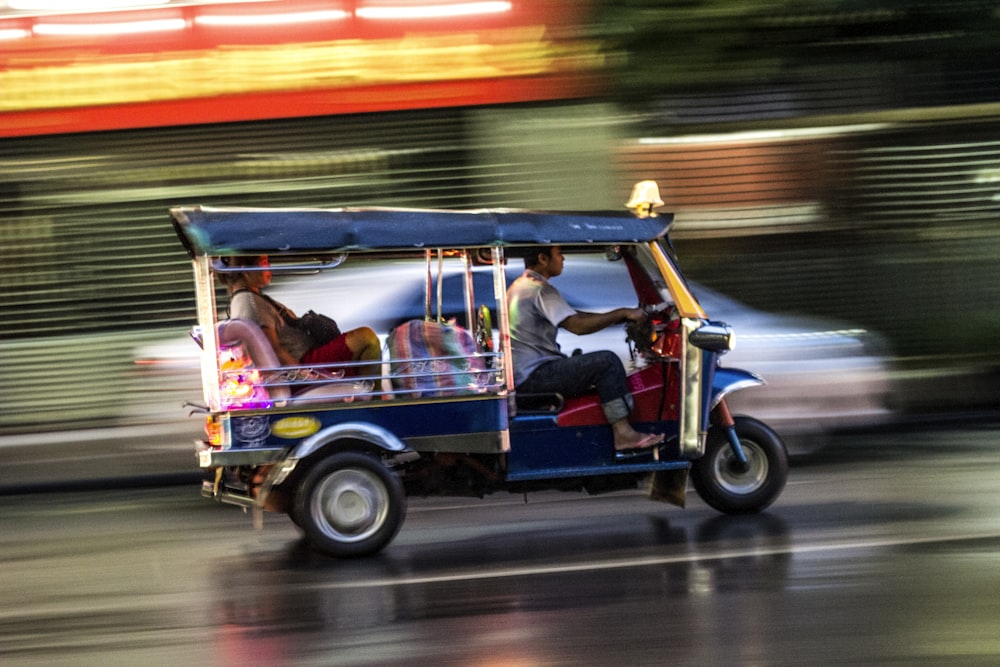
[2,424,1000,666]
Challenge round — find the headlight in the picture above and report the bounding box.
[689,321,734,352]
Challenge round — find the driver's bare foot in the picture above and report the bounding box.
[614,432,664,452]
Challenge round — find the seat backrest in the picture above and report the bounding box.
[217,318,290,404]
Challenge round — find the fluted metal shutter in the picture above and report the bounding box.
[1,108,485,430]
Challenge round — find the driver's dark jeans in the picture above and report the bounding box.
[517,350,633,423]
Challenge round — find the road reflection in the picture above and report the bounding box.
[208,510,791,665]
[4,427,1000,665]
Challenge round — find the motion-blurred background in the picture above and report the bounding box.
[1,1,998,449]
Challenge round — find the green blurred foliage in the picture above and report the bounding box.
[591,0,1000,98]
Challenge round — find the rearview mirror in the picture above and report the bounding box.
[689,321,734,352]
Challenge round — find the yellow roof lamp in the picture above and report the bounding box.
[626,180,706,320]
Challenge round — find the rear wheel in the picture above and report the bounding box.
[691,416,788,513]
[293,451,406,557]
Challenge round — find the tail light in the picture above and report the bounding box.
[218,343,273,410]
[204,414,229,448]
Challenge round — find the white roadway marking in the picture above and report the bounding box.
[310,529,1000,590]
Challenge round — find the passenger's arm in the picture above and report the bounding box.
[560,307,646,336]
[260,324,301,366]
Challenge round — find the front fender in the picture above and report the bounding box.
[273,421,410,485]
[710,366,765,409]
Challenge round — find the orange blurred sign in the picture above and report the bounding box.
[0,1,604,137]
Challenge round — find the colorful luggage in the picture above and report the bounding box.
[386,320,491,396]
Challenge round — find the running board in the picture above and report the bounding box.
[506,458,689,482]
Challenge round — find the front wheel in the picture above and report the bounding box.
[293,451,406,558]
[691,416,788,514]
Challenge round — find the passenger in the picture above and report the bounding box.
[220,255,381,381]
[507,246,664,452]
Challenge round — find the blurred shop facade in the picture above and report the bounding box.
[1,0,999,433]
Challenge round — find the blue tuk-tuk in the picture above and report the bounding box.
[170,204,787,557]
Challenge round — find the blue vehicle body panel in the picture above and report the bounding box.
[711,366,765,407]
[225,397,509,450]
[505,413,687,480]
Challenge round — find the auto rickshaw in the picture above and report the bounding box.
[170,199,787,557]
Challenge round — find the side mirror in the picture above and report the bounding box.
[473,247,506,265]
[689,321,734,352]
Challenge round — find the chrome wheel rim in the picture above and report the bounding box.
[712,439,768,495]
[311,468,389,543]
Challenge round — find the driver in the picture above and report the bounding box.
[507,245,664,452]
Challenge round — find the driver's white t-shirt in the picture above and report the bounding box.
[507,269,576,387]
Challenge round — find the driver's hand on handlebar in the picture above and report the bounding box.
[644,302,675,315]
[622,307,648,325]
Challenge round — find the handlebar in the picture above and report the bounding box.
[626,303,680,360]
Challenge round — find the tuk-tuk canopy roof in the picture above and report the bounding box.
[170,206,673,257]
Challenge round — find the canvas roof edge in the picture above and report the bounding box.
[169,205,673,257]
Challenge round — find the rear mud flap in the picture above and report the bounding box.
[647,467,689,508]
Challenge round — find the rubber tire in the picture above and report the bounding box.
[293,451,406,558]
[691,416,788,514]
